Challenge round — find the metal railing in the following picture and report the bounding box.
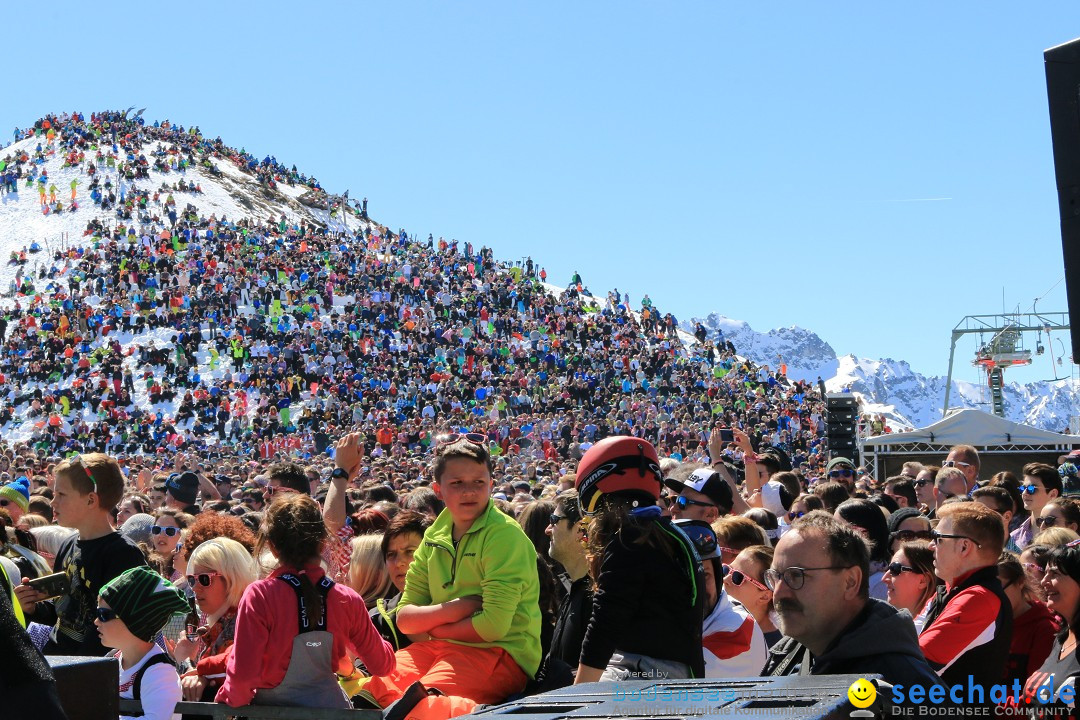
[118,698,382,719]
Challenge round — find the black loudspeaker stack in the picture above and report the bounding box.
[1045,37,1080,362]
[826,393,859,465]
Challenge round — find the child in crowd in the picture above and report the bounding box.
[355,432,541,720]
[96,565,190,720]
[15,453,147,656]
[574,436,706,682]
[216,491,395,709]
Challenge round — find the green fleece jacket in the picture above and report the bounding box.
[399,500,542,677]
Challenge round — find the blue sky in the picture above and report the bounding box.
[4,2,1078,386]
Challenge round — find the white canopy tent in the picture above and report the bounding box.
[862,409,1080,480]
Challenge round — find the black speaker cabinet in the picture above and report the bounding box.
[49,655,118,720]
[1045,37,1080,361]
[463,675,874,720]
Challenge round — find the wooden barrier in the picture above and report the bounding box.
[118,698,382,719]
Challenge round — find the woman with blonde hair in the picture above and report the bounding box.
[1033,527,1080,548]
[347,533,394,610]
[169,536,258,702]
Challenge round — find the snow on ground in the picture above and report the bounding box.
[0,123,382,444]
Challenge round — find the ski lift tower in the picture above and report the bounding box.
[943,312,1071,418]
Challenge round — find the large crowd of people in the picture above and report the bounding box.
[1,111,1079,719]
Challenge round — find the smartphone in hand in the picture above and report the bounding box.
[27,571,69,600]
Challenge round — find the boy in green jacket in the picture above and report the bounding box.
[348,432,541,720]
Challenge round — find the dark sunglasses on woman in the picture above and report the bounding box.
[887,562,916,576]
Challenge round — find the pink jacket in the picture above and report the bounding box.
[216,564,395,707]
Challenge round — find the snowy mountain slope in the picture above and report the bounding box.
[686,313,1080,432]
[0,122,367,445]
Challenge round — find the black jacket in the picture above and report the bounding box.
[549,575,593,668]
[580,516,705,677]
[763,598,945,693]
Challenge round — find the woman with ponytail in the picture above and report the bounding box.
[573,436,706,683]
[216,493,394,709]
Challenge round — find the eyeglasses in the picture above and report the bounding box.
[723,564,770,591]
[828,469,854,479]
[1035,516,1060,528]
[1020,484,1040,495]
[914,479,933,487]
[788,510,805,521]
[764,565,851,591]
[887,562,917,577]
[942,460,973,469]
[186,572,221,587]
[675,496,716,510]
[151,525,181,537]
[929,530,981,548]
[96,607,120,623]
[891,529,932,543]
[68,453,98,491]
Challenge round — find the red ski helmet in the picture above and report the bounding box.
[575,436,663,516]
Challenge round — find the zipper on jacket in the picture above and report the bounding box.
[426,537,462,589]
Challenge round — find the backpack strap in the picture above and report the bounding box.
[277,573,334,632]
[129,652,176,717]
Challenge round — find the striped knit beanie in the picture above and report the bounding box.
[99,566,189,642]
[0,478,30,513]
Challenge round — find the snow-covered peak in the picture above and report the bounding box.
[684,315,1080,432]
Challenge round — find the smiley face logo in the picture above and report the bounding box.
[847,678,876,709]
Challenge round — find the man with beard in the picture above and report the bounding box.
[761,511,943,691]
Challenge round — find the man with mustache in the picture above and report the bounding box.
[761,511,943,691]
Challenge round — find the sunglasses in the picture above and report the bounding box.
[1020,484,1040,495]
[914,479,933,487]
[69,453,98,491]
[549,513,568,526]
[151,525,181,537]
[436,433,486,447]
[722,564,770,591]
[788,510,805,521]
[186,572,221,587]
[828,468,854,478]
[930,530,982,548]
[675,496,716,510]
[1035,516,1060,528]
[887,562,917,577]
[96,607,120,623]
[891,529,932,543]
[679,523,719,558]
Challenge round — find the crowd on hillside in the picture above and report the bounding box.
[0,111,834,495]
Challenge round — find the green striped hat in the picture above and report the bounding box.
[99,566,189,642]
